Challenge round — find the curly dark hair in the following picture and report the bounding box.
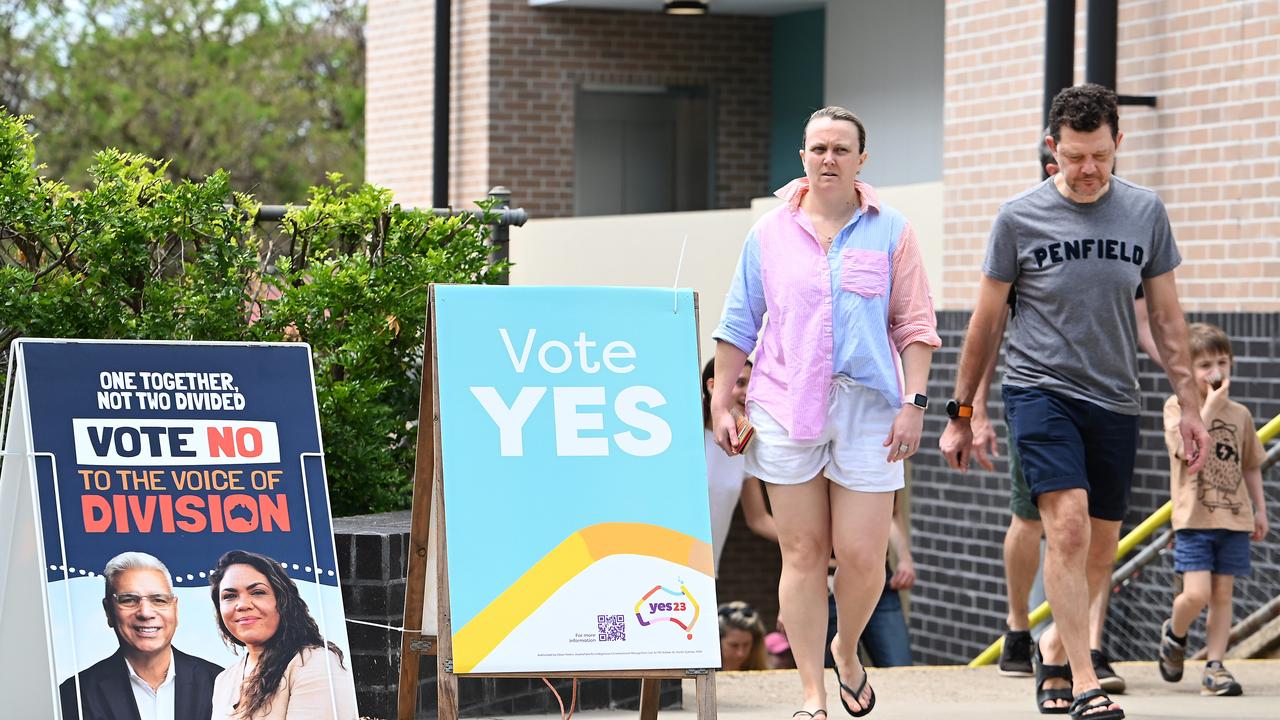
[210,550,345,719]
[1048,83,1119,142]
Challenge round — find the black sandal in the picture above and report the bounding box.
[833,663,875,717]
[1068,688,1124,719]
[792,711,829,720]
[1034,640,1073,715]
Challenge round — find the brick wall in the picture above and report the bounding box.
[367,0,773,219]
[365,0,437,210]
[333,511,679,720]
[366,0,494,211]
[942,0,1280,311]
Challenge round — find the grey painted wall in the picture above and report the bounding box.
[824,0,945,186]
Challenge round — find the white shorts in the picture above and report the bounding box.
[744,377,904,493]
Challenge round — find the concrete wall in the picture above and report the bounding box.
[510,206,759,362]
[824,0,946,187]
[510,180,945,361]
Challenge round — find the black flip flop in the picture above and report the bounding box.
[833,662,875,717]
[792,711,829,720]
[1068,688,1124,719]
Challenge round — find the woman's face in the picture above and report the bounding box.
[705,365,752,416]
[731,365,751,414]
[720,627,754,670]
[218,563,281,651]
[800,117,867,193]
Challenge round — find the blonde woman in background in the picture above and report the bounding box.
[718,601,768,671]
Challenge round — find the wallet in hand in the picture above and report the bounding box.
[731,413,754,453]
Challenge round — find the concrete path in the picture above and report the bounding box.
[508,660,1280,720]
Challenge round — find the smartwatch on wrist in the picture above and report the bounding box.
[905,393,928,410]
[945,399,973,420]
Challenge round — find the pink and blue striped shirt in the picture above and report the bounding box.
[713,178,941,440]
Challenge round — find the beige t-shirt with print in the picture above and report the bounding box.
[1164,395,1265,532]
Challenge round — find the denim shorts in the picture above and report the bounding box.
[1173,529,1252,576]
[1002,385,1140,521]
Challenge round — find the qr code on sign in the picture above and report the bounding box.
[597,614,625,642]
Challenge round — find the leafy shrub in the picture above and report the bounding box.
[0,110,506,515]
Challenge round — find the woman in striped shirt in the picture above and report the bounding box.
[710,107,939,718]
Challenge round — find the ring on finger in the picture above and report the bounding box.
[897,442,910,453]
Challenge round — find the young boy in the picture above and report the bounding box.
[1158,322,1269,696]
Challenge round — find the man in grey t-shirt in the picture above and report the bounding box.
[940,84,1210,718]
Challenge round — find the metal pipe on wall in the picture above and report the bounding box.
[434,0,451,209]
[1086,0,1118,89]
[1043,0,1076,178]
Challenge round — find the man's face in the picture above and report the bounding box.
[105,568,177,659]
[1048,124,1122,202]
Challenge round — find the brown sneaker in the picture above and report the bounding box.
[1157,619,1185,682]
[1201,661,1243,696]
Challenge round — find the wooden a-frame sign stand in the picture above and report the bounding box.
[395,286,717,720]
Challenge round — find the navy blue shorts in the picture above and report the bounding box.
[1002,385,1140,521]
[1174,529,1252,576]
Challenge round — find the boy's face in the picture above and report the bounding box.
[1193,350,1232,395]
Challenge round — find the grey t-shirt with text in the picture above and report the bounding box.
[983,177,1181,415]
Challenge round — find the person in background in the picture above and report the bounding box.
[718,601,768,671]
[766,630,797,669]
[702,358,777,575]
[1158,322,1269,697]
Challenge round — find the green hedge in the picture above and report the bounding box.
[0,110,507,515]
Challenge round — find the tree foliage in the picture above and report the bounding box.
[1,0,364,203]
[0,110,507,516]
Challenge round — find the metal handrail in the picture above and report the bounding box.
[247,186,527,285]
[969,411,1280,667]
[252,204,529,227]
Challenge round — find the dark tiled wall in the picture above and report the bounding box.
[334,512,680,719]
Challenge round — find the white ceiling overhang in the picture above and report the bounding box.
[529,1,826,16]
